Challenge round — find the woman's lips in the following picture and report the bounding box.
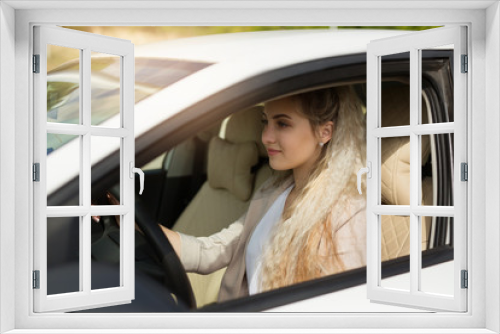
[267,149,281,156]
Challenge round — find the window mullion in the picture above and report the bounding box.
[82,47,91,294]
[373,205,454,217]
[366,49,380,296]
[119,55,125,288]
[33,28,49,306]
[122,50,135,292]
[409,47,420,294]
[452,26,468,308]
[45,123,130,137]
[373,123,455,138]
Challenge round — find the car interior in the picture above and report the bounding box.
[47,77,453,312]
[128,82,446,308]
[40,44,458,313]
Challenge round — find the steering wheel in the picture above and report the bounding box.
[133,194,196,309]
[104,190,196,309]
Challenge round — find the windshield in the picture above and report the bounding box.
[47,57,212,154]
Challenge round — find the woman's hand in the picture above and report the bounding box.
[105,192,139,230]
[105,191,182,259]
[106,192,121,226]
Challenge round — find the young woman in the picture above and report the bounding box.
[160,86,367,301]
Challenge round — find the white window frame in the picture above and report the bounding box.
[1,2,498,333]
[32,25,136,313]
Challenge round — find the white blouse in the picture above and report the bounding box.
[245,185,293,295]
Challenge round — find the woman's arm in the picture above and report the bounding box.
[159,225,182,258]
[107,190,243,274]
[160,212,246,275]
[175,220,244,275]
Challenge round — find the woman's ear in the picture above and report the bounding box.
[319,121,334,144]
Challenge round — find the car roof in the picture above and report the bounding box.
[135,29,410,63]
[133,29,411,135]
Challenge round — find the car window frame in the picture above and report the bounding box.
[4,4,493,333]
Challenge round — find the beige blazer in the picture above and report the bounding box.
[179,177,366,302]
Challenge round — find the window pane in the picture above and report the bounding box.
[420,134,454,206]
[380,215,410,291]
[47,134,80,206]
[420,216,454,296]
[91,52,121,128]
[47,217,80,295]
[91,136,121,205]
[381,52,410,127]
[381,136,410,205]
[91,215,121,290]
[421,45,454,124]
[47,44,81,125]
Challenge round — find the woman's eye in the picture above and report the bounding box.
[277,121,289,128]
[261,119,268,125]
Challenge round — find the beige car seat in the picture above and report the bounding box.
[172,106,272,307]
[380,84,434,261]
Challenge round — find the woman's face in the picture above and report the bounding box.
[262,97,324,175]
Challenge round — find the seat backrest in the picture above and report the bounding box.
[172,106,271,307]
[380,84,434,261]
[172,106,270,237]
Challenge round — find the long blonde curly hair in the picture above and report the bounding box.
[259,85,366,291]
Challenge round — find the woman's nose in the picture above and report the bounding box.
[261,125,275,145]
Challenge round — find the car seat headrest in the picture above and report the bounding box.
[207,136,259,202]
[381,84,431,205]
[224,106,267,157]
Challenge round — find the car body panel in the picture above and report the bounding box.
[267,262,452,312]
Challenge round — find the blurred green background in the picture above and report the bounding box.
[49,26,439,71]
